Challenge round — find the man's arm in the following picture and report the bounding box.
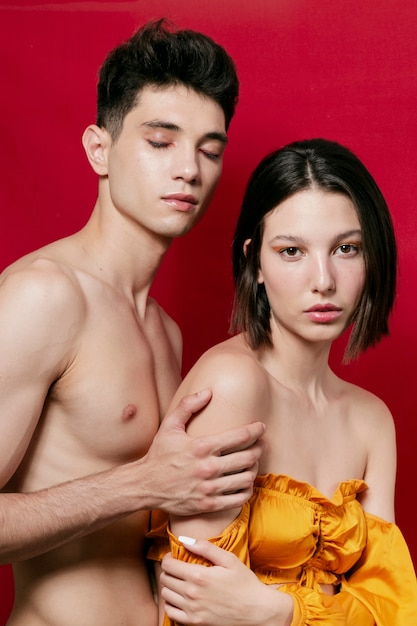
[1,389,264,563]
[0,267,265,564]
[141,389,265,516]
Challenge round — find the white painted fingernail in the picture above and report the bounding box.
[178,535,196,546]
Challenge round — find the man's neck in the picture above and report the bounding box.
[72,201,172,300]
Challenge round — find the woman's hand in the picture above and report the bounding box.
[160,539,293,626]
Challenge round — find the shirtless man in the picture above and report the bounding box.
[0,20,264,625]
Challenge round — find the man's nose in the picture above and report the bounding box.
[172,149,200,183]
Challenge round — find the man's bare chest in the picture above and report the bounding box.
[29,303,182,481]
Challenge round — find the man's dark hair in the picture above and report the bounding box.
[231,138,397,362]
[96,18,239,139]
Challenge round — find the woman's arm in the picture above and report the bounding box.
[357,392,397,521]
[159,384,416,626]
[167,345,269,541]
[159,344,295,625]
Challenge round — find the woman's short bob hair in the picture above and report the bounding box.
[231,138,397,362]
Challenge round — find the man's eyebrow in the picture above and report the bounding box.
[141,121,228,145]
[142,120,180,131]
[206,131,228,145]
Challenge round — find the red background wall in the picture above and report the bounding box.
[1,1,416,621]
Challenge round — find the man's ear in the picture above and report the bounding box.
[82,124,110,175]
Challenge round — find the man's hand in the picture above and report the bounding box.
[160,539,293,625]
[143,389,266,515]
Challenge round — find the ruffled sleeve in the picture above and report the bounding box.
[279,582,375,625]
[167,503,250,567]
[340,513,417,624]
[282,514,417,625]
[147,509,171,562]
[147,504,251,565]
[159,504,251,626]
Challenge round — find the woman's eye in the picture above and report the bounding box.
[282,247,300,257]
[336,243,361,255]
[275,246,302,259]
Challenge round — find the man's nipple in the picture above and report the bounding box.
[121,403,138,422]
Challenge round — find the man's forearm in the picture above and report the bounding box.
[0,391,265,564]
[0,462,144,563]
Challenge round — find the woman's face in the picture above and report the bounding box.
[257,188,365,347]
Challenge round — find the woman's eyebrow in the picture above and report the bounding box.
[269,234,303,245]
[268,229,362,245]
[335,229,362,239]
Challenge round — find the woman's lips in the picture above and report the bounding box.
[304,304,342,323]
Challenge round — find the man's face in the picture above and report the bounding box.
[103,84,227,241]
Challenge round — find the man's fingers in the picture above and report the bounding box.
[163,389,213,429]
[219,441,266,474]
[192,441,265,482]
[215,464,257,492]
[193,470,257,513]
[194,422,266,458]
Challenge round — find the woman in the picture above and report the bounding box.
[150,138,417,625]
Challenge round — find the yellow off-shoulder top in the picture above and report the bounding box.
[148,474,417,625]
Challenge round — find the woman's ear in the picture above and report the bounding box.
[82,124,111,176]
[243,238,252,256]
[244,239,264,284]
[257,267,264,284]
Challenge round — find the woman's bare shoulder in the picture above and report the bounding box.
[175,335,270,434]
[338,377,395,437]
[191,335,268,389]
[338,381,397,520]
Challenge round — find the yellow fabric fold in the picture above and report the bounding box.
[148,474,417,625]
[147,509,170,562]
[168,502,250,567]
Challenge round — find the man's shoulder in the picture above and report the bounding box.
[0,244,87,323]
[0,244,89,387]
[147,296,180,330]
[146,296,182,355]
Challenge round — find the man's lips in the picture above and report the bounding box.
[162,194,198,212]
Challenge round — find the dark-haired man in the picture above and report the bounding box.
[0,20,264,625]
